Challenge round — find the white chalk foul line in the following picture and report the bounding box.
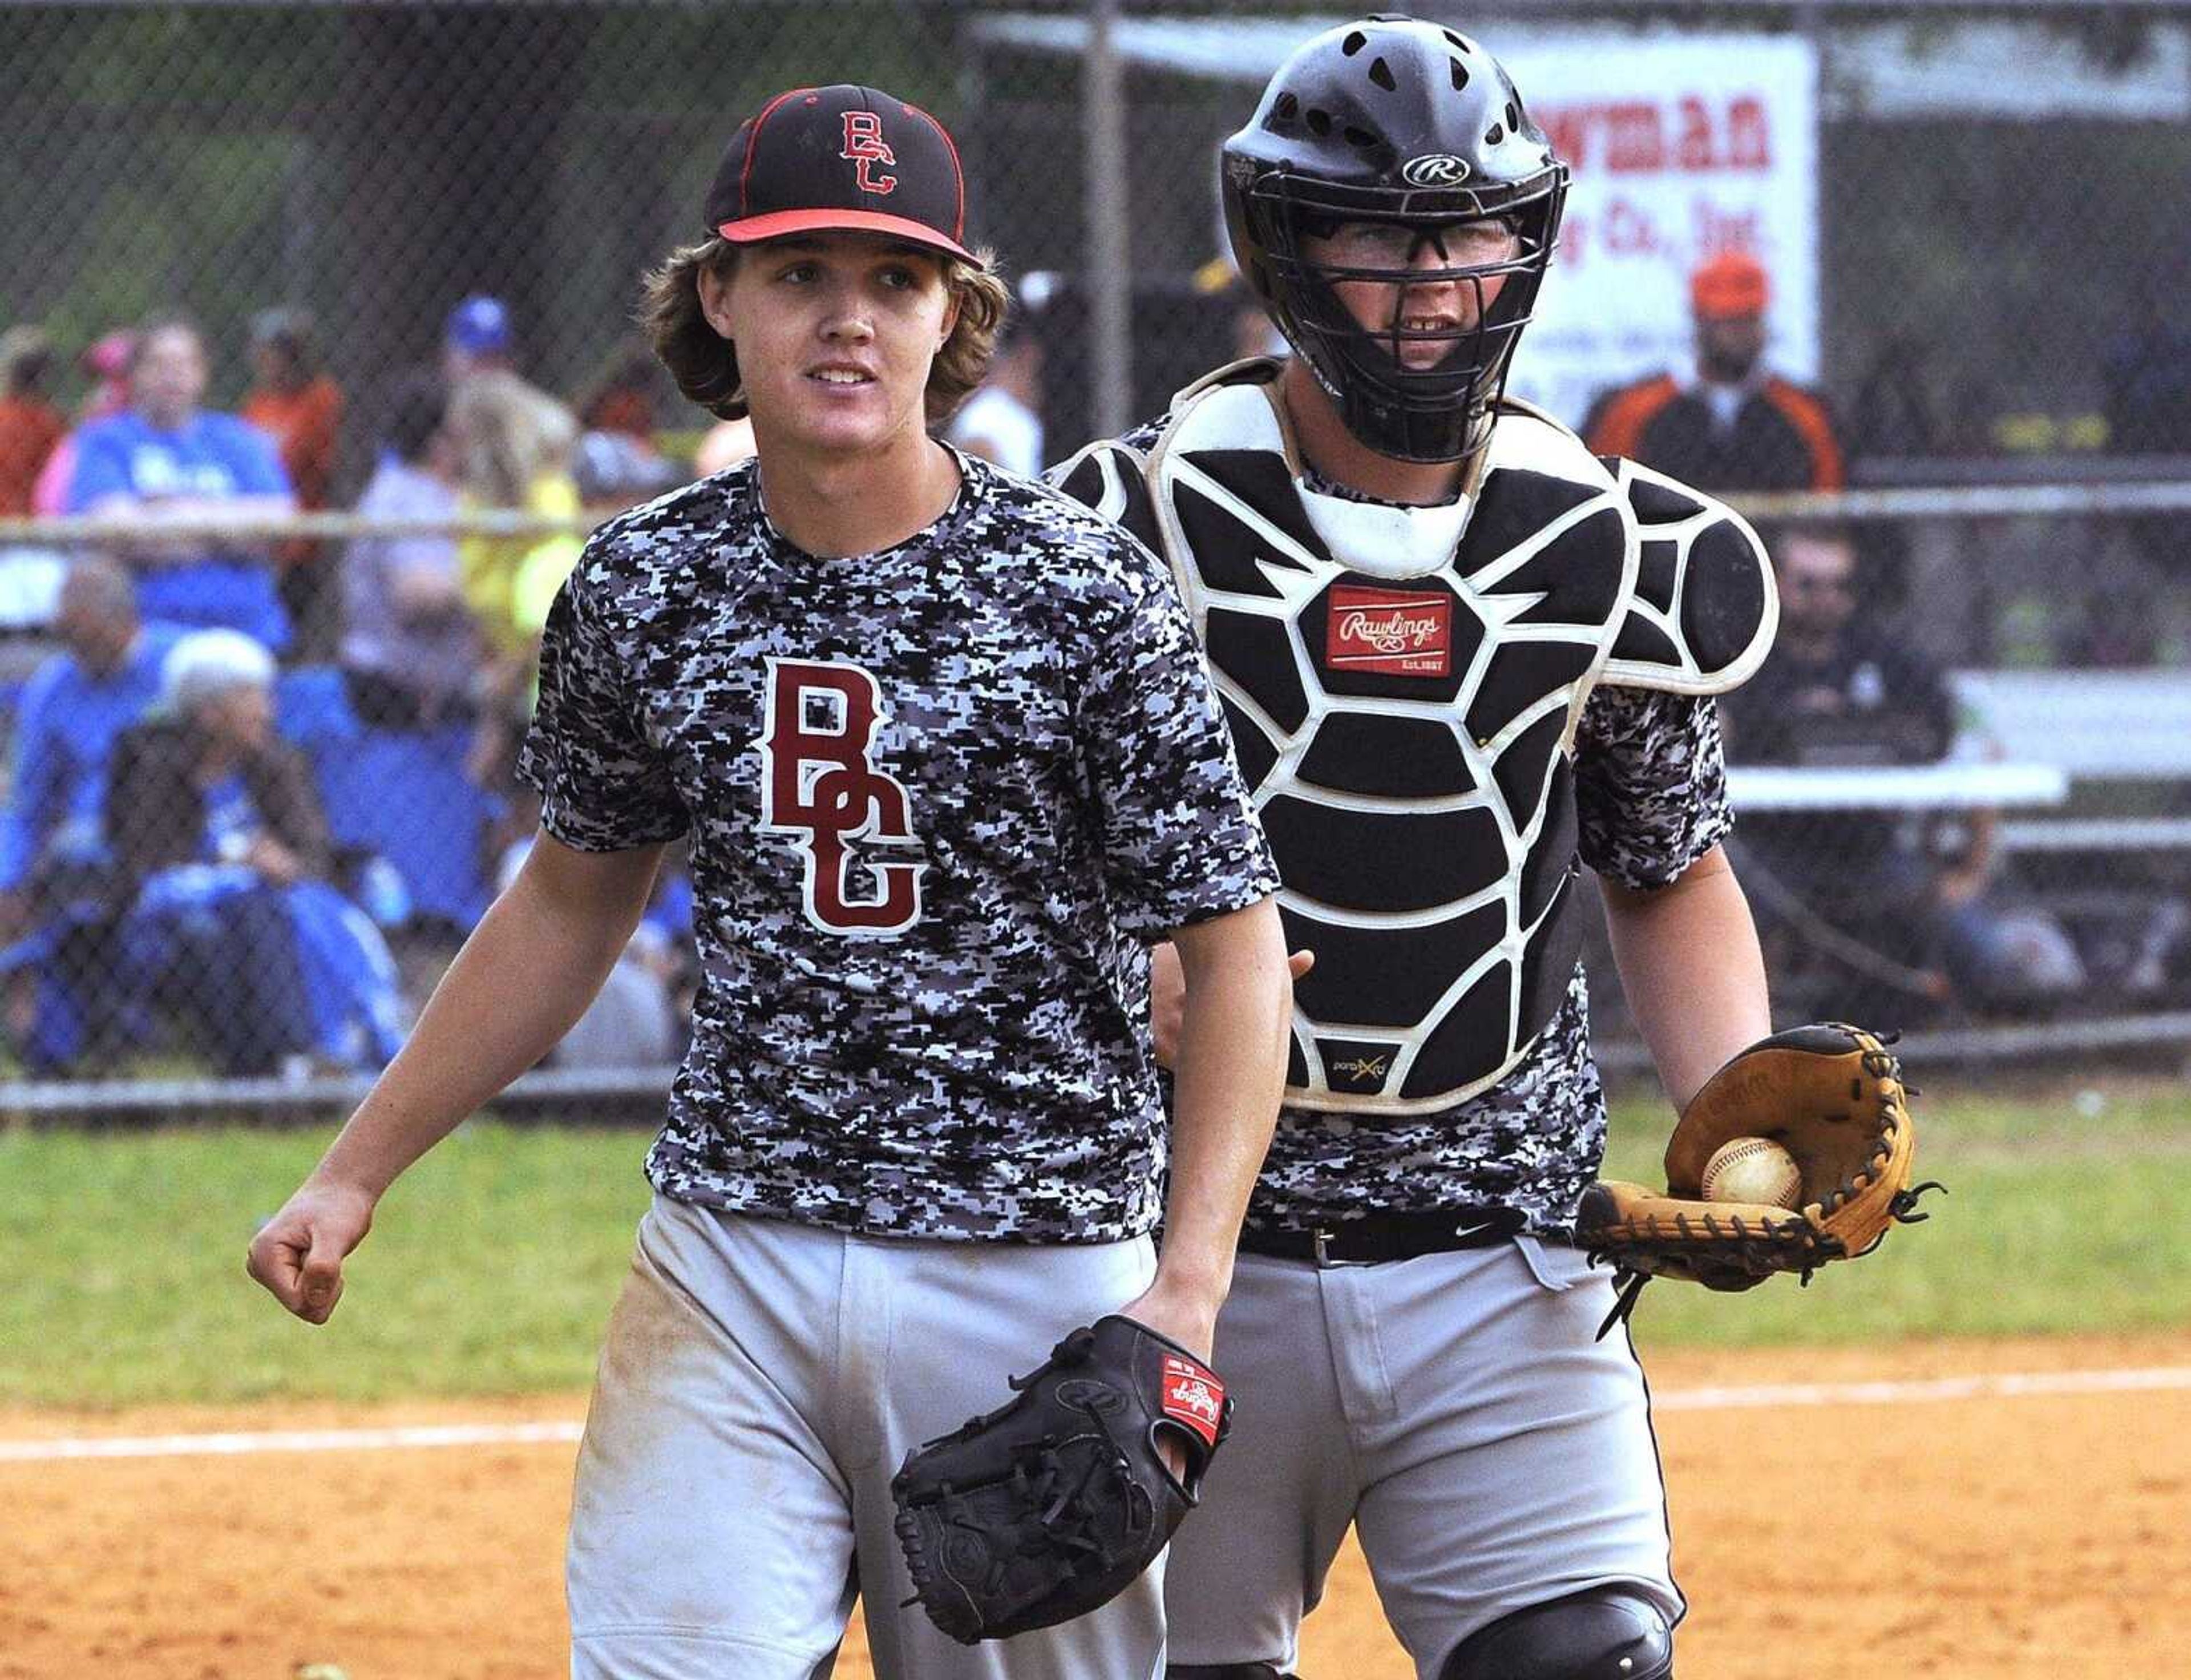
[1652,1365,2191,1412]
[4,1367,2189,1463]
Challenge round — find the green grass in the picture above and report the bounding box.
[1604,1082,2191,1351]
[2,1087,2187,1408]
[0,1120,652,1408]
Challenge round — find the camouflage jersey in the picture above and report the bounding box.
[516,450,1279,1243]
[1058,379,1754,1238]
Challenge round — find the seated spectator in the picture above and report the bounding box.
[442,293,576,497]
[0,559,184,920]
[64,316,297,652]
[579,346,665,445]
[469,426,676,861]
[1723,521,2083,1017]
[0,326,68,628]
[242,307,346,653]
[449,366,581,657]
[0,560,184,1069]
[947,318,1045,476]
[341,374,480,729]
[30,330,135,519]
[106,631,403,1074]
[0,325,64,517]
[448,369,582,833]
[444,294,513,385]
[1584,251,1845,493]
[2101,233,2191,458]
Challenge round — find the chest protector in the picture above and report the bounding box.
[1053,364,1776,1113]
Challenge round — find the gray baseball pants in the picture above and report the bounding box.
[1162,1237,1682,1678]
[567,1193,1165,1680]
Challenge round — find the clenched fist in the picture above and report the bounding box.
[246,1178,377,1325]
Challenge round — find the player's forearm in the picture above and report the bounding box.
[1600,844,1770,1112]
[1155,898,1292,1305]
[308,850,656,1200]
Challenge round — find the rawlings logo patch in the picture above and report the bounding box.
[1327,586,1454,677]
[1159,1354,1224,1447]
[1401,153,1473,187]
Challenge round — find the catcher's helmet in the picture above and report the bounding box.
[1222,17,1567,463]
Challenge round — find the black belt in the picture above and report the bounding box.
[1238,1208,1527,1267]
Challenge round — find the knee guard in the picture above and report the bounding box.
[1440,1588,1674,1680]
[1168,1667,1292,1680]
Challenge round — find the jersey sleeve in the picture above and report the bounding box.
[515,543,690,852]
[1573,685,1732,891]
[1073,539,1279,940]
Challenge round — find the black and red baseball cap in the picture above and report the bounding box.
[705,84,975,262]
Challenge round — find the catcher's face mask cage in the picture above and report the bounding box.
[1220,17,1569,464]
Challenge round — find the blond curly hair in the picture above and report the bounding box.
[638,236,1009,426]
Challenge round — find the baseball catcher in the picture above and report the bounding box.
[892,1315,1231,1644]
[1578,1022,1942,1328]
[1049,17,1791,1675]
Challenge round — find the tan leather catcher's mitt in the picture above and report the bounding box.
[1576,1023,1941,1328]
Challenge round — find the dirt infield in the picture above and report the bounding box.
[5,1332,2186,1679]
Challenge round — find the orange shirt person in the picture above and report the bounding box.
[1584,251,1844,494]
[241,308,344,568]
[0,327,66,518]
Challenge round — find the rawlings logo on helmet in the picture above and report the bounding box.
[1400,153,1473,187]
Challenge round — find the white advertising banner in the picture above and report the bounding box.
[1498,34,1820,432]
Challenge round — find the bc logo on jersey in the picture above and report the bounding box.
[759,658,924,936]
[838,111,898,196]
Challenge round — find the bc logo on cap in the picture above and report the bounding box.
[839,112,898,196]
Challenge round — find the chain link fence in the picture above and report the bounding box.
[2,0,2188,1116]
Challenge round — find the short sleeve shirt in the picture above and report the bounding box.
[66,411,289,519]
[516,452,1278,1242]
[66,410,294,648]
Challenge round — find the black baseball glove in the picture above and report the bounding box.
[890,1314,1231,1644]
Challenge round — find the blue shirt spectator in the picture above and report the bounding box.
[0,559,183,903]
[64,317,296,651]
[105,629,405,1073]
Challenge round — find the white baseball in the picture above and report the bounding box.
[1701,1136,1803,1209]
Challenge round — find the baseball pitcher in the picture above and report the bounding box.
[249,83,1292,1680]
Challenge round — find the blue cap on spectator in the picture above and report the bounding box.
[446,294,512,356]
